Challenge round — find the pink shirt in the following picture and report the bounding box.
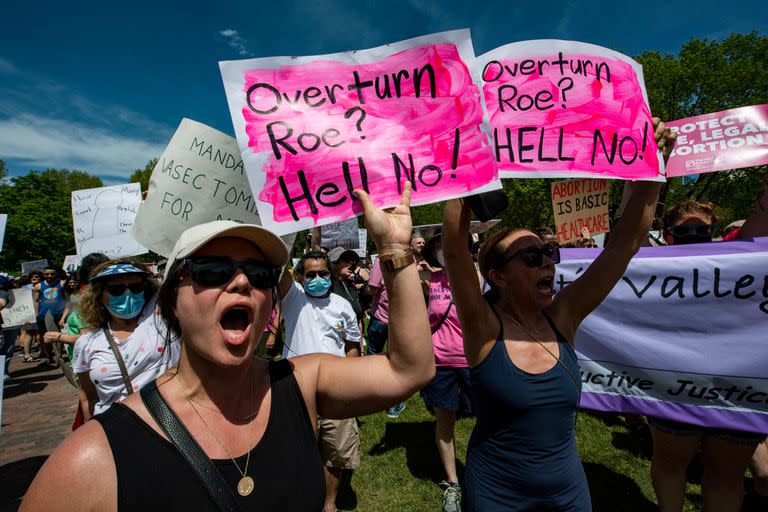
[368,259,389,324]
[428,271,467,368]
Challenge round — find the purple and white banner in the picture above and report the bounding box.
[557,237,768,434]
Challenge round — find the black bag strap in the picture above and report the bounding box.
[102,327,134,395]
[140,380,239,512]
[430,300,454,334]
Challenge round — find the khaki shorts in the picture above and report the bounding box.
[318,417,360,469]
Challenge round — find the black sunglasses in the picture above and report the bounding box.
[666,224,715,238]
[304,270,331,279]
[504,244,561,268]
[184,257,280,289]
[107,282,146,296]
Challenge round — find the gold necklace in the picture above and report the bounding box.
[176,370,256,497]
[497,307,581,409]
[185,395,259,422]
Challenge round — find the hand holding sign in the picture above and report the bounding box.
[653,117,677,164]
[354,182,413,253]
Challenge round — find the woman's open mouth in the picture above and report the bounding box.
[219,304,254,346]
[536,276,555,295]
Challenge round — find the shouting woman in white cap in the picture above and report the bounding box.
[22,183,433,512]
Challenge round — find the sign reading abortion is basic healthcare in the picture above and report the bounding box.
[551,178,610,244]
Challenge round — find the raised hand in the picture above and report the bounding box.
[652,117,678,165]
[354,182,413,253]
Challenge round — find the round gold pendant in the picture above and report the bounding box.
[237,476,254,496]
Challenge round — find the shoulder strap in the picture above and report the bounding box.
[488,304,505,343]
[102,327,134,395]
[430,301,454,334]
[140,380,239,512]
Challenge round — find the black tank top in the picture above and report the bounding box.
[95,359,325,511]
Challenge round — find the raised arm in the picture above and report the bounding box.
[738,169,768,239]
[551,118,676,340]
[298,182,434,419]
[442,198,498,365]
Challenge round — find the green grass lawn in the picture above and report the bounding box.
[336,395,710,511]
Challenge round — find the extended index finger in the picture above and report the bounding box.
[353,188,375,216]
[399,181,412,208]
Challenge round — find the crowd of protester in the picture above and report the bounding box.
[1,118,767,511]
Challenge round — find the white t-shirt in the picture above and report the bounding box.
[73,296,179,415]
[282,282,361,359]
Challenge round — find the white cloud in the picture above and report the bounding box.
[218,28,253,57]
[0,61,172,183]
[0,57,18,74]
[0,113,165,183]
[555,1,577,38]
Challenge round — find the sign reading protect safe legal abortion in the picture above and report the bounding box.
[221,29,499,235]
[665,105,768,177]
[551,178,610,244]
[473,40,664,180]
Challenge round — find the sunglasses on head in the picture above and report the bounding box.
[304,270,331,280]
[184,257,280,289]
[504,244,561,268]
[107,282,146,296]
[666,224,715,238]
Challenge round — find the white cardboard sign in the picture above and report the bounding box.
[71,183,146,259]
[131,119,264,257]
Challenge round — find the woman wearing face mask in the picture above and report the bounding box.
[648,187,768,512]
[72,259,179,420]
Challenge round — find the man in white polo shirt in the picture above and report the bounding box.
[279,250,361,512]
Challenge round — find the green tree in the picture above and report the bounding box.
[637,31,768,228]
[0,168,103,273]
[129,159,158,192]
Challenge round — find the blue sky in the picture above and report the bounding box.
[2,0,766,184]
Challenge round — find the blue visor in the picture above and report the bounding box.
[90,263,148,282]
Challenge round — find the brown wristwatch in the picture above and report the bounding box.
[379,248,414,271]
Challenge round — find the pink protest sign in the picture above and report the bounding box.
[472,40,664,181]
[220,30,499,235]
[665,105,768,177]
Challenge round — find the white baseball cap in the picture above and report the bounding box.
[164,220,289,280]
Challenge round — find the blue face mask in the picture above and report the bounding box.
[107,291,146,319]
[303,277,332,298]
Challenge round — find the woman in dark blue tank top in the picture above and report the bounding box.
[442,120,677,511]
